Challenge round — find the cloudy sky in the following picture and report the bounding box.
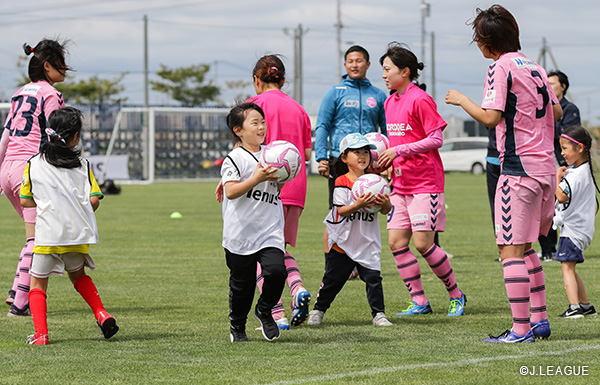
[1,0,599,124]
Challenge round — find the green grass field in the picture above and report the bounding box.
[1,173,599,384]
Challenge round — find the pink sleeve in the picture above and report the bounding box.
[394,129,443,157]
[0,128,9,168]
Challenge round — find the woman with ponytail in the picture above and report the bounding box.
[0,38,71,316]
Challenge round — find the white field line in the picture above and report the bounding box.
[265,344,600,385]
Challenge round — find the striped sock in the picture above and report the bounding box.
[10,243,27,294]
[13,237,34,311]
[256,263,285,321]
[523,248,547,323]
[28,288,48,335]
[284,252,303,297]
[392,247,428,305]
[502,258,531,336]
[422,244,462,299]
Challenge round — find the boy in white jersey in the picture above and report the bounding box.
[221,102,287,342]
[446,5,563,343]
[307,133,393,327]
[20,107,117,345]
[554,126,599,318]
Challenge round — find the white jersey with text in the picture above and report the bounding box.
[221,146,285,255]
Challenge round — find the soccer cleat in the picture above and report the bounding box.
[230,326,249,342]
[255,317,290,331]
[5,290,15,306]
[484,329,535,343]
[448,292,467,317]
[372,312,393,326]
[558,306,584,319]
[254,306,280,341]
[96,310,119,339]
[396,301,432,316]
[290,287,311,327]
[307,310,324,325]
[26,333,49,345]
[530,319,551,339]
[7,305,30,317]
[582,305,597,316]
[540,254,553,262]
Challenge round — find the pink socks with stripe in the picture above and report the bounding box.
[392,247,428,305]
[502,258,531,335]
[523,248,548,322]
[422,244,462,299]
[12,237,34,312]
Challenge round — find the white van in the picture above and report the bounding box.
[439,137,488,174]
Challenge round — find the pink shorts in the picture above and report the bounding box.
[387,192,446,232]
[283,205,303,247]
[494,174,555,245]
[0,159,36,223]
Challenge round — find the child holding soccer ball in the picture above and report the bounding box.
[20,107,118,345]
[554,126,599,318]
[307,133,393,327]
[221,102,287,342]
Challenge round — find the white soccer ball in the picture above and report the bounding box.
[351,173,390,213]
[364,132,390,171]
[259,140,302,183]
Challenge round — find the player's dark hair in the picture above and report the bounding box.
[226,102,265,145]
[41,107,83,169]
[379,42,424,82]
[345,45,370,62]
[470,5,521,56]
[252,55,285,87]
[562,125,600,213]
[548,70,569,94]
[333,146,372,177]
[23,38,71,83]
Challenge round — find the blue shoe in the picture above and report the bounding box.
[484,329,535,343]
[530,319,551,339]
[448,292,467,317]
[290,287,311,326]
[396,301,432,316]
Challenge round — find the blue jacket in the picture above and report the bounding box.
[315,75,387,161]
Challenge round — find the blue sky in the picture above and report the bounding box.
[1,0,599,124]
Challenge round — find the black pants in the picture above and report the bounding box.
[314,248,385,317]
[486,161,501,227]
[225,247,286,328]
[327,156,340,209]
[538,225,558,256]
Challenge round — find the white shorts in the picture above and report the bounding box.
[30,252,96,278]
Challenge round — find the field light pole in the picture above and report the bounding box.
[143,14,149,180]
[420,0,430,85]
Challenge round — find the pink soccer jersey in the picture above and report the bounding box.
[3,81,64,161]
[384,82,446,194]
[248,90,312,208]
[481,52,558,177]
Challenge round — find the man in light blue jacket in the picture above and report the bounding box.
[315,45,387,208]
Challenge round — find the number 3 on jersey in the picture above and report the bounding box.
[531,70,549,119]
[9,95,39,137]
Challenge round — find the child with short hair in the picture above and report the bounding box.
[307,133,393,327]
[20,107,118,345]
[221,102,287,342]
[554,126,599,318]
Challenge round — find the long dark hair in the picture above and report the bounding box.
[23,38,71,83]
[41,107,82,168]
[379,42,424,82]
[562,125,600,212]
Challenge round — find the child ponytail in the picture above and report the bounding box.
[23,38,71,83]
[562,125,600,213]
[41,107,83,169]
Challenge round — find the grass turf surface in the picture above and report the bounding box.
[1,173,599,384]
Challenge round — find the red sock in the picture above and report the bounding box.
[28,288,48,335]
[502,258,531,335]
[392,247,428,305]
[523,248,548,322]
[73,275,105,318]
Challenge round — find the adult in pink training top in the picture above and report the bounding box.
[0,39,70,317]
[445,5,562,343]
[377,42,466,319]
[246,55,313,329]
